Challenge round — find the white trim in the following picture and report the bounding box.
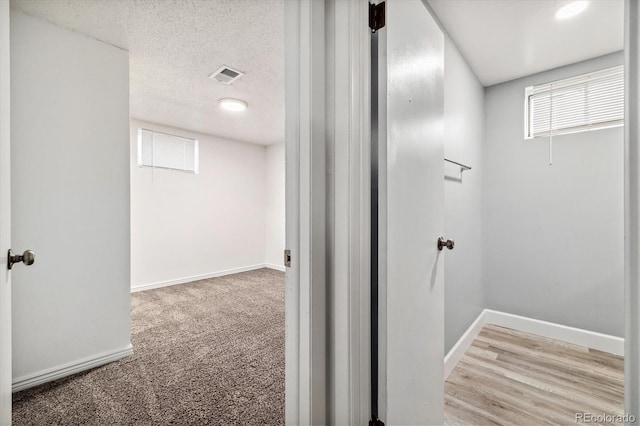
[625,0,640,418]
[444,309,625,380]
[12,344,133,393]
[444,310,488,380]
[130,264,275,293]
[264,263,286,272]
[285,0,327,423]
[0,1,10,423]
[484,310,624,356]
[325,0,371,423]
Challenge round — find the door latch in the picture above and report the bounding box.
[284,249,292,267]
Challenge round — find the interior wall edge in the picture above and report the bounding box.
[442,32,486,353]
[421,0,484,87]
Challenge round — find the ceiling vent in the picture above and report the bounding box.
[209,66,244,85]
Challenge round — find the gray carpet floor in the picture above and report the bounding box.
[12,268,285,425]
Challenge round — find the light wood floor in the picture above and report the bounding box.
[444,324,624,426]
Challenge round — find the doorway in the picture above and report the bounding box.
[1,1,290,424]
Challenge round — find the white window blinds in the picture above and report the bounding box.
[525,65,624,139]
[137,129,199,173]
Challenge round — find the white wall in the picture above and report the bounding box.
[11,10,131,382]
[443,38,486,353]
[130,119,268,290]
[484,52,624,337]
[265,142,285,269]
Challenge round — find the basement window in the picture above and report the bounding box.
[137,128,199,174]
[524,65,624,139]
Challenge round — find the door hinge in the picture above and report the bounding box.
[369,2,385,33]
[284,249,292,268]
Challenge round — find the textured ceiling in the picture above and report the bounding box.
[427,0,624,86]
[11,0,284,145]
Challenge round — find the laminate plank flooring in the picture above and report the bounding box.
[444,324,624,426]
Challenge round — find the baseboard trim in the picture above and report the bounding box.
[131,264,271,293]
[264,263,286,272]
[483,309,624,357]
[444,309,624,380]
[12,344,133,392]
[444,311,488,380]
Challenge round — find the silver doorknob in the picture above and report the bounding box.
[8,249,35,270]
[437,237,454,251]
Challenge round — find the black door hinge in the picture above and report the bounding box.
[369,2,385,33]
[369,418,385,426]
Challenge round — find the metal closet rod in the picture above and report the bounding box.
[444,158,472,171]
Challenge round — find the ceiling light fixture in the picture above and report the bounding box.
[554,1,588,20]
[219,98,248,112]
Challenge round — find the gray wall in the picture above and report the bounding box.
[443,38,486,353]
[484,52,624,337]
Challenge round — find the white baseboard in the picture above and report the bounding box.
[131,264,273,293]
[483,309,624,357]
[444,309,624,380]
[12,344,133,392]
[444,311,488,380]
[264,263,286,272]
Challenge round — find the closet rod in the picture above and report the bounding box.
[444,158,472,171]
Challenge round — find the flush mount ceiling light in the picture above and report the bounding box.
[555,1,588,20]
[219,98,248,112]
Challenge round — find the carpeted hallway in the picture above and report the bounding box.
[12,268,285,425]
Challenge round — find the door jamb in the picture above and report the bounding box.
[284,0,327,424]
[624,0,640,421]
[284,0,372,423]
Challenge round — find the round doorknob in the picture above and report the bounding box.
[7,249,36,269]
[437,237,454,251]
[22,250,35,266]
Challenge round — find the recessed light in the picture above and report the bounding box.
[219,98,248,112]
[555,1,588,20]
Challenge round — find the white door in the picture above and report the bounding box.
[377,0,445,423]
[0,9,130,420]
[0,1,11,424]
[10,9,130,389]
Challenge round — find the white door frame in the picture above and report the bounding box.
[324,1,372,424]
[284,0,326,423]
[624,0,640,421]
[0,0,11,424]
[284,0,371,423]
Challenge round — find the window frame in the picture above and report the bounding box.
[524,65,624,140]
[137,128,199,174]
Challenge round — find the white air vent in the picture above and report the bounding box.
[209,65,244,85]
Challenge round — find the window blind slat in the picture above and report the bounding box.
[137,129,199,173]
[525,65,624,139]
